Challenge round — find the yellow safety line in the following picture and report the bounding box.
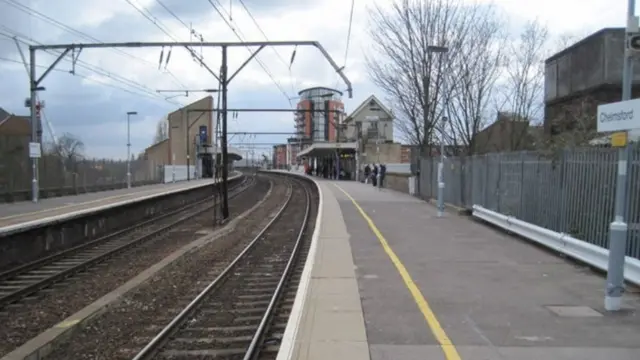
[333,184,462,360]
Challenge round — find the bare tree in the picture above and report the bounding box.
[495,20,549,150]
[366,0,489,151]
[53,133,85,173]
[444,5,506,154]
[153,116,169,144]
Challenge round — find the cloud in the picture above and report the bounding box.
[0,0,628,161]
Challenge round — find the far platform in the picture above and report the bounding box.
[0,178,222,229]
[282,175,640,360]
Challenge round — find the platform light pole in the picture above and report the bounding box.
[437,116,448,217]
[425,44,449,217]
[126,111,138,188]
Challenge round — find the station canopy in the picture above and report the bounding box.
[203,145,243,161]
[296,142,357,159]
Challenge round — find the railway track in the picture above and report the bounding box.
[129,176,312,360]
[0,176,254,310]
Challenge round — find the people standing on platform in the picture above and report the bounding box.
[364,164,371,184]
[371,164,378,187]
[379,163,387,189]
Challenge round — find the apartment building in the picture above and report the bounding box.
[294,87,345,143]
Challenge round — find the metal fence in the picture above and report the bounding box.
[416,147,640,259]
[0,155,163,202]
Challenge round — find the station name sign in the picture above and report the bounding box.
[600,110,633,123]
[597,99,640,133]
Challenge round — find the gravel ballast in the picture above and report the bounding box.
[147,177,318,359]
[44,176,292,360]
[0,175,272,358]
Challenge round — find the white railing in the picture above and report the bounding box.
[472,205,640,286]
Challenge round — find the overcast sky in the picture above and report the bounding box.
[0,0,628,160]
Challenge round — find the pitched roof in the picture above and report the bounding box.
[0,107,11,123]
[345,95,393,122]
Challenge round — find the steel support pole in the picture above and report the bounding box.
[336,115,341,180]
[221,46,230,220]
[126,113,131,188]
[29,48,39,203]
[437,117,447,217]
[185,110,191,182]
[436,48,449,217]
[605,0,635,311]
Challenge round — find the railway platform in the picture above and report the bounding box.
[0,177,234,230]
[278,175,640,360]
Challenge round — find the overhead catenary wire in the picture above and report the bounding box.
[237,0,297,95]
[1,27,169,99]
[155,0,210,71]
[0,30,178,104]
[0,0,188,89]
[335,0,355,89]
[154,0,191,30]
[0,54,181,106]
[123,0,220,79]
[343,0,356,67]
[206,0,293,106]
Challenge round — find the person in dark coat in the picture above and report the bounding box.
[379,163,387,188]
[371,164,378,187]
[363,164,371,183]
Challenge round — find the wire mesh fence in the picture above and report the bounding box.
[0,153,163,203]
[416,147,640,259]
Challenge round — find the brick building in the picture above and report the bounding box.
[272,144,287,169]
[294,87,344,143]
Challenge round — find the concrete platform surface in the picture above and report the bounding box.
[282,180,370,360]
[326,181,640,360]
[0,179,218,228]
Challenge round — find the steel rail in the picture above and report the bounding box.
[131,177,304,360]
[0,176,255,308]
[243,177,311,359]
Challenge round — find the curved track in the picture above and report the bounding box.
[131,176,312,360]
[0,176,254,309]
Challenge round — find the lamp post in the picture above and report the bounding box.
[126,111,138,188]
[437,116,448,217]
[425,44,449,217]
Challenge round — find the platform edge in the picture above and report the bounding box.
[0,172,242,236]
[265,171,322,360]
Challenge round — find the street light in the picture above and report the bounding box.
[425,44,449,216]
[437,116,448,217]
[126,111,138,188]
